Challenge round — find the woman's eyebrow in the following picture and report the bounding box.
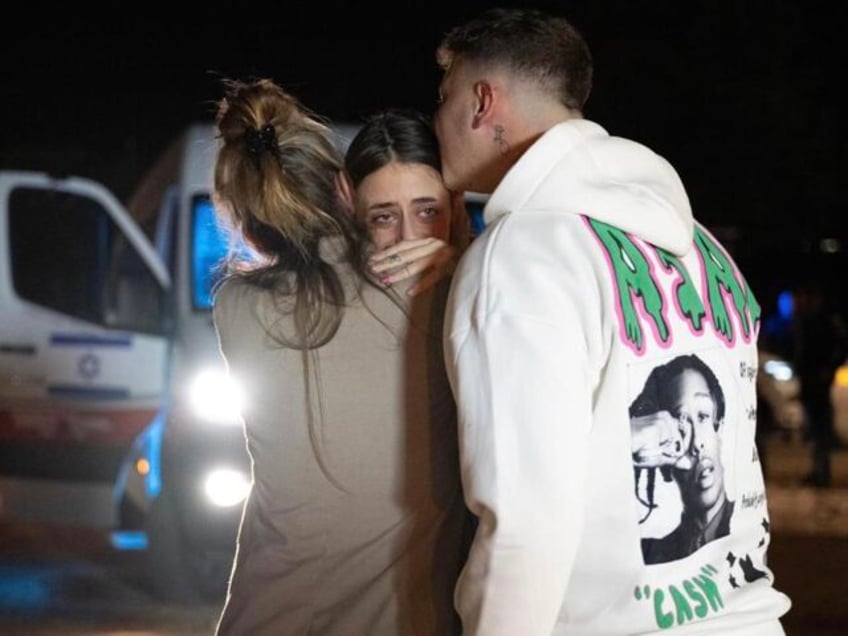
[368,196,439,211]
[366,201,400,212]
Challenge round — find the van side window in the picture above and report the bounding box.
[9,187,167,335]
[191,195,219,310]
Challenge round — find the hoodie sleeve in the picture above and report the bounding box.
[446,235,594,635]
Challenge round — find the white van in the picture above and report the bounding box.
[0,170,171,516]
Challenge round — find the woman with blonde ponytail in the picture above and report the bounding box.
[211,78,467,635]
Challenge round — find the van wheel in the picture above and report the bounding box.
[145,490,230,604]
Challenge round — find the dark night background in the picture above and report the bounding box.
[1,1,845,311]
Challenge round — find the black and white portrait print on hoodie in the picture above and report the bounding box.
[629,351,737,565]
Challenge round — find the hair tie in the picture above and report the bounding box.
[245,124,278,158]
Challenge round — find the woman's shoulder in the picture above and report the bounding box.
[211,275,274,335]
[213,275,257,313]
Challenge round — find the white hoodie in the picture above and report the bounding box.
[444,119,791,635]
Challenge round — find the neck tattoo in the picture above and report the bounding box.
[494,125,509,155]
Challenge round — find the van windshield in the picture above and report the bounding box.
[191,195,253,311]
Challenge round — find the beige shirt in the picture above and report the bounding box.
[213,247,467,636]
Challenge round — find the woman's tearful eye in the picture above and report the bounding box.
[368,212,397,227]
[418,206,440,221]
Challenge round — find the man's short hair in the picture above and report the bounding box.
[437,8,593,112]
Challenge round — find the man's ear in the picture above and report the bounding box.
[471,80,494,129]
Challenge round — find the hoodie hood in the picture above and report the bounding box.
[484,119,694,256]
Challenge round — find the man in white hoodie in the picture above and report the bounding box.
[433,8,791,635]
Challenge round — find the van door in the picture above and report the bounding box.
[0,172,171,483]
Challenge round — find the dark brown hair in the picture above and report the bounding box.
[345,108,441,188]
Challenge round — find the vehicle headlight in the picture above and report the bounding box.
[763,359,794,382]
[189,369,243,424]
[203,467,251,507]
